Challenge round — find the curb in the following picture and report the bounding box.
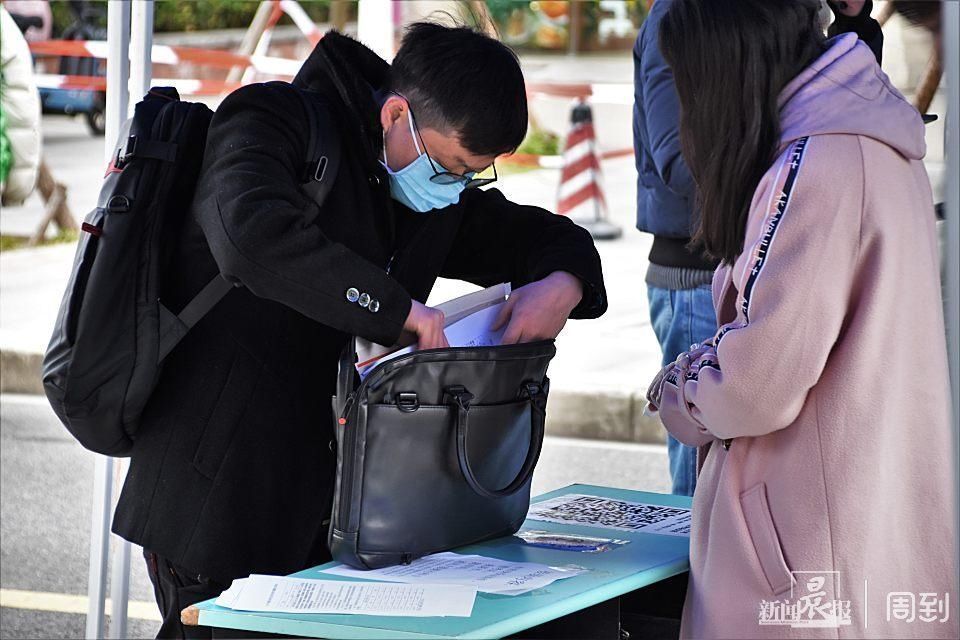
[0,349,44,396]
[0,348,665,445]
[544,389,665,445]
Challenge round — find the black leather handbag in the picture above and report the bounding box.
[329,339,556,569]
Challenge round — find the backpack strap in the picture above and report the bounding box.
[158,88,342,362]
[116,134,178,168]
[176,274,236,329]
[298,89,342,207]
[158,275,235,361]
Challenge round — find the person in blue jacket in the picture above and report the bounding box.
[632,0,883,497]
[633,0,719,497]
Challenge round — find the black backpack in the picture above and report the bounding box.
[42,86,339,456]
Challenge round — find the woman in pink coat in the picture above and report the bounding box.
[647,0,958,637]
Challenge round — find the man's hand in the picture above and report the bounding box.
[403,300,449,350]
[493,272,583,345]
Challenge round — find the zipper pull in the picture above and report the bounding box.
[338,393,356,426]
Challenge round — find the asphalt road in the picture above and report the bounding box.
[0,394,670,639]
[0,395,159,640]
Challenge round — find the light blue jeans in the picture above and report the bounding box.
[647,284,717,496]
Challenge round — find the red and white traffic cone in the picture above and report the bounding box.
[557,99,622,240]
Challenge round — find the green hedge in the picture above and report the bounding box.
[50,1,335,35]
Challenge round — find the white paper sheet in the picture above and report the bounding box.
[215,574,476,617]
[322,552,585,596]
[357,302,507,379]
[443,302,506,347]
[355,283,511,379]
[527,494,692,536]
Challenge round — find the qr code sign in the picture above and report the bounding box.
[527,495,692,537]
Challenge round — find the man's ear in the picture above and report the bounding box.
[380,95,407,134]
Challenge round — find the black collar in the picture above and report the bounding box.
[293,32,388,171]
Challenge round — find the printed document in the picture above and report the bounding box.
[322,552,585,596]
[215,574,476,617]
[527,494,692,537]
[356,283,511,379]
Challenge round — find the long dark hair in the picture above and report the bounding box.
[659,0,825,264]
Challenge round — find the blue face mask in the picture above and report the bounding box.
[380,111,468,213]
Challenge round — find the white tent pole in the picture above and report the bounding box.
[86,2,130,639]
[103,1,130,162]
[85,458,112,640]
[107,460,131,640]
[108,7,152,636]
[357,0,394,62]
[943,0,959,595]
[129,0,154,105]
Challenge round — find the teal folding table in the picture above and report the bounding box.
[188,484,692,639]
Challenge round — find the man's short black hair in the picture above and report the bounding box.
[389,22,528,157]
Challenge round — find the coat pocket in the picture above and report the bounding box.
[192,348,261,480]
[740,482,794,596]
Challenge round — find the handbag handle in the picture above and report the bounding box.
[449,382,547,499]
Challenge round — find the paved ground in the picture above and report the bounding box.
[0,393,669,639]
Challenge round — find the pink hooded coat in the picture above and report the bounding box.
[653,35,958,638]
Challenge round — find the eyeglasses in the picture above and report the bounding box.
[401,95,498,189]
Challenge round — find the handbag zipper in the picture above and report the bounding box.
[334,391,358,536]
[338,393,355,425]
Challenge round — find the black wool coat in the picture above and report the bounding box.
[113,32,607,584]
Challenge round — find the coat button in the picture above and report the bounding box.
[368,174,381,187]
[358,293,371,308]
[368,299,380,313]
[345,287,360,303]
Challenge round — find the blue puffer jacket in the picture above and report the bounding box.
[632,0,694,238]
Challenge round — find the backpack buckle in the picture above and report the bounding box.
[303,156,329,184]
[115,136,138,168]
[313,156,329,182]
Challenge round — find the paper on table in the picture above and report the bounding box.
[527,494,692,537]
[322,552,586,596]
[215,574,476,617]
